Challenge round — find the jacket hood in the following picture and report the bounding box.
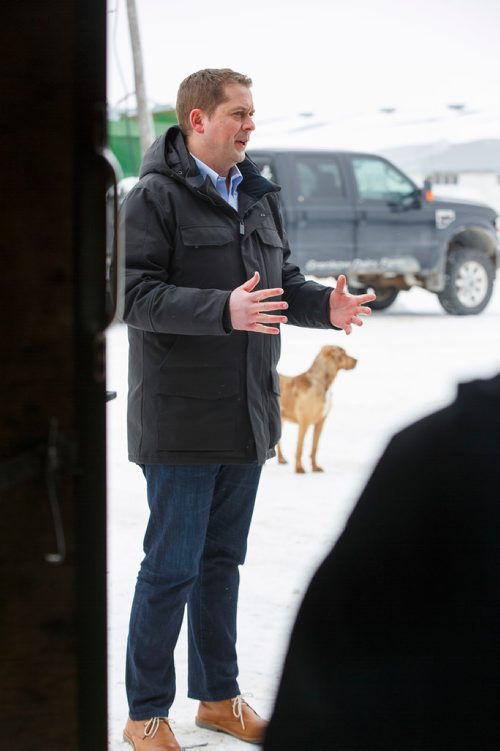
[139,126,194,180]
[139,125,279,201]
[456,372,500,428]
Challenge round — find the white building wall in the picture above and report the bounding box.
[430,172,500,213]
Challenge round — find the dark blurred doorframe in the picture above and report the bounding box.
[0,1,112,748]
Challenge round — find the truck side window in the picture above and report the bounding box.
[353,156,415,202]
[295,155,345,202]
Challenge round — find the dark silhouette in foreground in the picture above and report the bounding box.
[265,373,500,750]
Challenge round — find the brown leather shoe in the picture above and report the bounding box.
[195,696,267,744]
[123,716,181,750]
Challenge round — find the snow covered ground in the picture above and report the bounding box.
[106,277,500,749]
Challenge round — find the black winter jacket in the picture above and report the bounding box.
[122,126,334,465]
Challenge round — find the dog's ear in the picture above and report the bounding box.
[330,346,344,361]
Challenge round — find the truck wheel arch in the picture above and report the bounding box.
[445,226,497,268]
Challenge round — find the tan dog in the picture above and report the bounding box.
[276,345,357,473]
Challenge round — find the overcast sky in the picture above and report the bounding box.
[107,0,500,121]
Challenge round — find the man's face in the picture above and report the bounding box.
[191,83,255,176]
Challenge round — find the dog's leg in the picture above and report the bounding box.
[276,441,287,464]
[311,418,326,472]
[295,422,309,473]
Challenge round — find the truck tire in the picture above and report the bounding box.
[368,287,399,311]
[437,248,495,315]
[349,285,399,311]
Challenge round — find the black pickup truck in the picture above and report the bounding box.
[248,149,500,314]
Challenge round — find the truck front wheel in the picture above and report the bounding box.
[438,248,495,315]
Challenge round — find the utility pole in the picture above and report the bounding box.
[126,0,155,156]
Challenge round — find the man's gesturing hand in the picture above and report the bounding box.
[229,271,288,335]
[329,274,376,335]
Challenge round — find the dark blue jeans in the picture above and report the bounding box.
[126,463,262,720]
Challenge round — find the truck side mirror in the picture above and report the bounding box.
[423,178,434,202]
[387,189,421,212]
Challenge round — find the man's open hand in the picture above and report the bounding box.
[329,275,376,335]
[229,271,288,334]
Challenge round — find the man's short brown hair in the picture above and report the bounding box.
[176,68,252,134]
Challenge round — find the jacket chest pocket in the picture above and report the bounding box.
[179,225,238,287]
[254,227,284,287]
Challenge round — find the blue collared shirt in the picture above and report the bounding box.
[191,154,243,211]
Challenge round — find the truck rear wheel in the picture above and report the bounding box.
[438,248,495,315]
[367,287,399,311]
[349,286,399,311]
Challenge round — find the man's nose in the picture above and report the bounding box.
[243,115,255,131]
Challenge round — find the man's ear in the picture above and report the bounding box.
[189,108,205,134]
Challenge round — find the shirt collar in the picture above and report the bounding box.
[190,154,243,197]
